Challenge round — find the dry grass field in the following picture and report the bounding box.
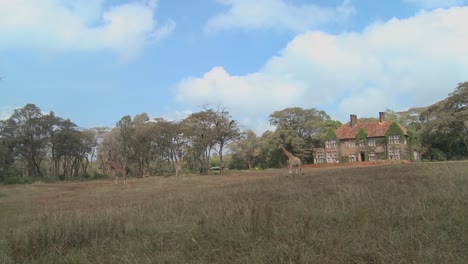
[1,161,467,263]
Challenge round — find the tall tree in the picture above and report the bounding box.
[7,104,49,177]
[228,129,259,170]
[182,111,216,174]
[0,120,15,180]
[269,107,337,163]
[115,115,134,176]
[132,113,151,177]
[204,106,240,172]
[420,82,468,159]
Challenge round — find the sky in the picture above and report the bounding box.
[1,0,468,134]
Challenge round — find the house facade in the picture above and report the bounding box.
[313,112,417,163]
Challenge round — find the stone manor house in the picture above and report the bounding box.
[312,112,419,164]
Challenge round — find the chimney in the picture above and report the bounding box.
[379,112,385,123]
[350,114,357,128]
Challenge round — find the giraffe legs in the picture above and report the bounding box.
[114,174,128,184]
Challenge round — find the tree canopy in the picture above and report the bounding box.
[420,82,468,159]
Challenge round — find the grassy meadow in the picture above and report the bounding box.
[1,161,467,263]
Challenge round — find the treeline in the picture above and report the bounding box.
[0,83,466,182]
[0,105,241,182]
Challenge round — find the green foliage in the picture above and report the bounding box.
[228,129,259,170]
[228,153,248,170]
[267,107,339,165]
[385,122,404,138]
[324,128,338,140]
[269,107,335,145]
[406,129,421,161]
[0,104,96,180]
[4,176,35,185]
[420,82,468,160]
[356,128,368,141]
[356,128,368,145]
[430,148,447,161]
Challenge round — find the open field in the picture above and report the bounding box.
[1,161,467,263]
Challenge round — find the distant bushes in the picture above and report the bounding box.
[4,176,36,185]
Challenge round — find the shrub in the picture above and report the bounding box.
[4,176,35,185]
[431,148,447,161]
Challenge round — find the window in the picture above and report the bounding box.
[325,140,337,149]
[388,135,400,144]
[348,140,356,147]
[368,138,376,146]
[389,148,401,160]
[326,151,337,163]
[369,152,377,161]
[349,154,357,162]
[315,151,325,163]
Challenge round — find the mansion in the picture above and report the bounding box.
[313,112,419,163]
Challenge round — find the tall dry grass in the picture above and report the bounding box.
[1,161,467,263]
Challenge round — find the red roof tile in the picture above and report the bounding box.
[336,121,407,140]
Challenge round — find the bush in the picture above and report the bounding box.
[91,172,110,180]
[430,148,447,161]
[4,176,35,185]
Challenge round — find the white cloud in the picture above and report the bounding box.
[404,0,468,9]
[205,0,355,33]
[0,0,175,59]
[176,6,468,128]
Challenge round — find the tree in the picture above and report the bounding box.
[79,129,97,176]
[385,108,426,129]
[181,111,216,174]
[132,113,151,177]
[0,104,96,180]
[115,115,134,176]
[0,120,15,180]
[255,130,284,168]
[7,104,49,177]
[268,107,337,163]
[420,82,468,159]
[269,107,331,140]
[228,129,259,170]
[143,117,184,175]
[204,106,240,172]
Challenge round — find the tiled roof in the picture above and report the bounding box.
[336,121,408,140]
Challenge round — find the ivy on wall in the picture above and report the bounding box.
[385,122,406,160]
[385,122,405,138]
[355,128,369,161]
[324,128,338,141]
[356,128,368,144]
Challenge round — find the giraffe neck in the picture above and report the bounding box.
[281,145,294,159]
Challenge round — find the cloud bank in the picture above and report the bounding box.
[205,0,355,33]
[176,7,468,130]
[0,0,175,59]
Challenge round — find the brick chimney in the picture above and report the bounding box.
[379,112,385,123]
[350,114,357,128]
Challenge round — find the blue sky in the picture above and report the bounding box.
[1,0,468,134]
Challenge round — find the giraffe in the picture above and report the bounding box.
[109,158,127,184]
[279,144,302,175]
[175,155,183,177]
